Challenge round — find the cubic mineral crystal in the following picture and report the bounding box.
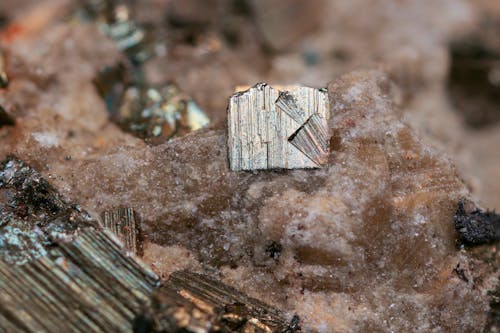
[228,83,329,171]
[137,270,300,333]
[0,228,159,332]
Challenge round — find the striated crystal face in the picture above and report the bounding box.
[228,83,329,171]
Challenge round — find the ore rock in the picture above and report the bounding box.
[58,70,493,332]
[455,201,500,245]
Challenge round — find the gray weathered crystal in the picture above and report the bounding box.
[228,83,329,171]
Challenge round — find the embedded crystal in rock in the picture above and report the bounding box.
[228,83,329,170]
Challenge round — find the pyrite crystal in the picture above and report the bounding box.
[94,66,210,145]
[0,158,159,332]
[118,83,210,144]
[0,157,97,264]
[228,83,329,171]
[102,207,142,255]
[0,229,159,332]
[137,271,301,333]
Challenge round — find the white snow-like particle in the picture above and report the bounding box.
[32,132,59,148]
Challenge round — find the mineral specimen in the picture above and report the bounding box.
[228,84,329,171]
[136,270,300,333]
[102,207,141,255]
[0,229,159,332]
[454,201,500,245]
[111,82,210,145]
[59,70,493,331]
[1,0,499,331]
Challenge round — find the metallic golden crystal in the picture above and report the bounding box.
[228,83,330,171]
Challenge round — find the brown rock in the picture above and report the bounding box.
[47,70,493,332]
[0,1,498,331]
[252,0,325,52]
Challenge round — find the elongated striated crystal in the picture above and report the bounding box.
[0,229,159,332]
[102,207,141,255]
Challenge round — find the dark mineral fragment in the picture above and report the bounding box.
[78,0,155,64]
[0,104,15,127]
[136,270,301,333]
[454,201,500,245]
[0,50,7,88]
[0,157,97,264]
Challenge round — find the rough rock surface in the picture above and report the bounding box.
[0,1,499,332]
[30,70,492,332]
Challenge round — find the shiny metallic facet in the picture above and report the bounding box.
[140,270,299,333]
[117,83,210,145]
[228,83,330,171]
[102,207,141,255]
[289,113,330,166]
[0,229,159,332]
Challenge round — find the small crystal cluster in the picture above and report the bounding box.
[118,83,210,145]
[85,0,211,145]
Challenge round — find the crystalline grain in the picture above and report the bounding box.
[228,83,329,170]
